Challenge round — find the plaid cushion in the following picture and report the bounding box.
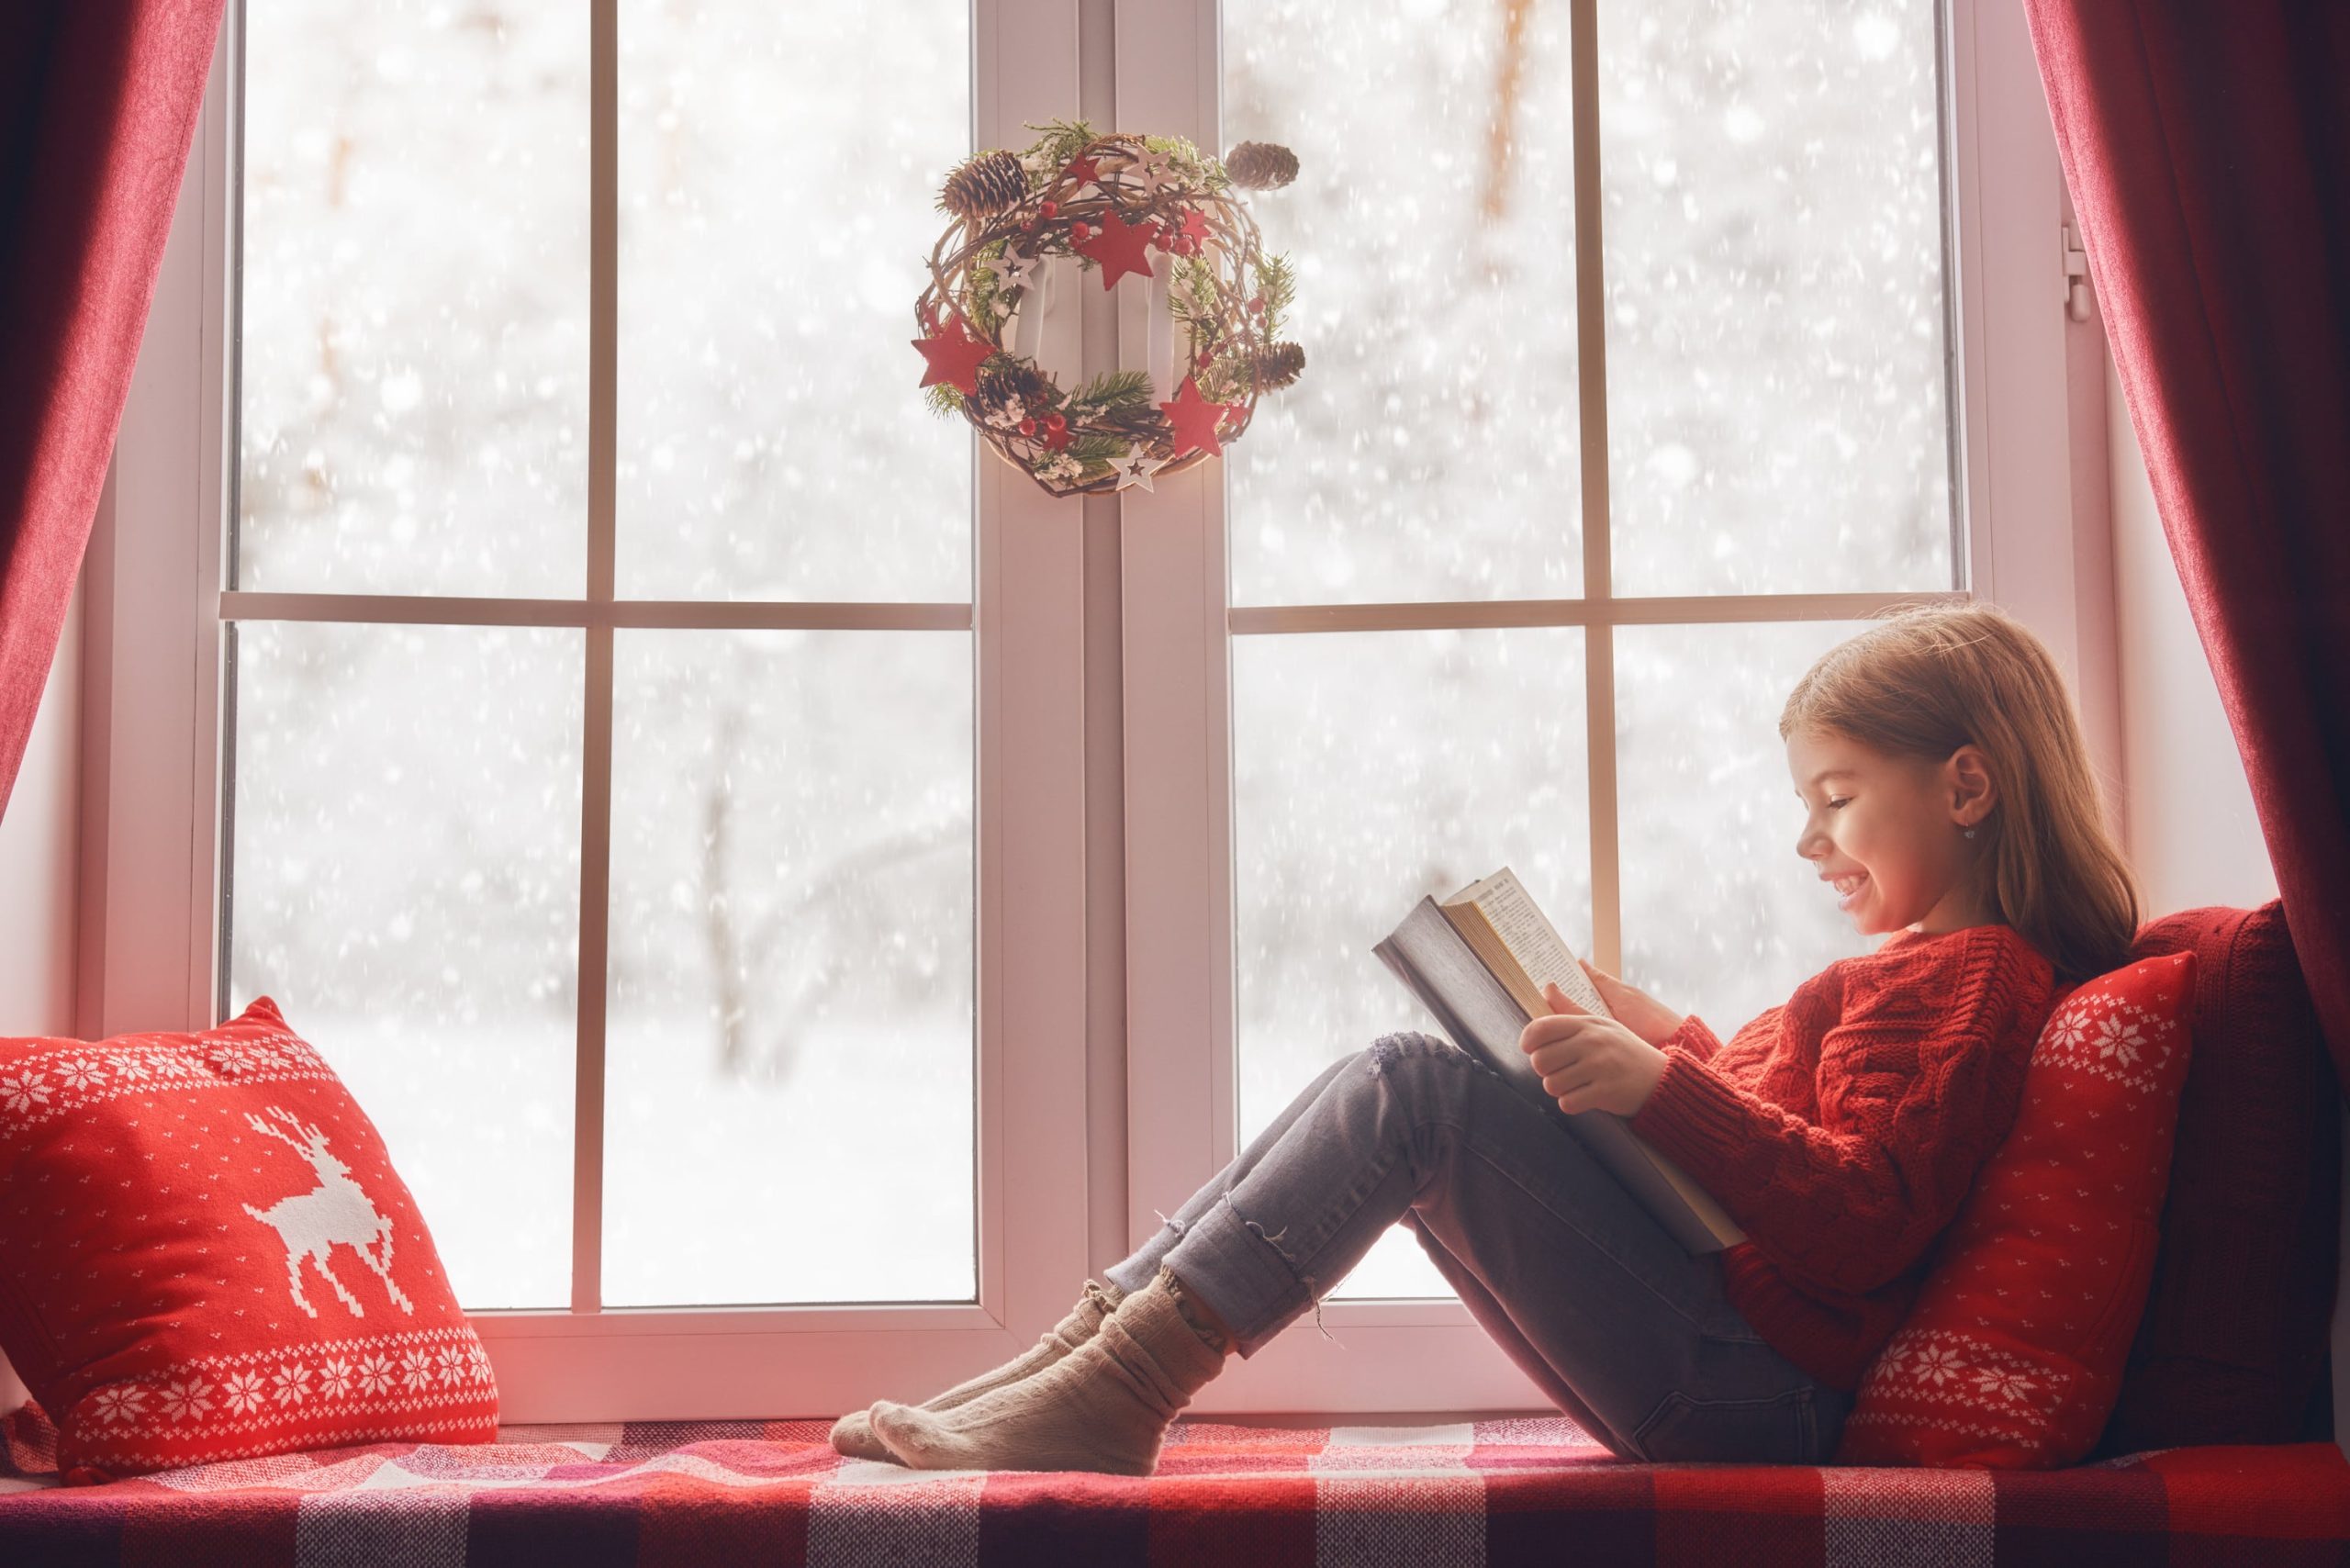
[5,1400,2344,1562]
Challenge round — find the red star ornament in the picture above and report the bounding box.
[1063,153,1102,188]
[1075,214,1158,291]
[912,314,996,395]
[1159,375,1236,459]
[1176,207,1213,246]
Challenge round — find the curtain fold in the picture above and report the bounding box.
[0,1,226,823]
[2022,0,2350,1087]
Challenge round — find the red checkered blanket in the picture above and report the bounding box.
[4,1401,2345,1563]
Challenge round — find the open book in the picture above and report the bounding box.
[1371,868,1748,1256]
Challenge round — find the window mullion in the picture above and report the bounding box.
[1570,0,1621,974]
[572,0,619,1318]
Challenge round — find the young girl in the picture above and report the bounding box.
[831,600,2143,1473]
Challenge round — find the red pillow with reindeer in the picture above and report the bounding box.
[0,996,497,1484]
[1833,950,2196,1468]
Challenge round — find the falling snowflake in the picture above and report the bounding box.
[54,1056,110,1092]
[0,1072,51,1114]
[357,1353,397,1396]
[2093,1014,2144,1070]
[220,1370,269,1415]
[271,1361,314,1405]
[90,1385,147,1424]
[157,1376,216,1424]
[318,1356,357,1398]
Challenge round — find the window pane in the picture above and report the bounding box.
[225,622,583,1310]
[1599,0,1951,596]
[1616,621,1876,1036]
[616,2,972,602]
[602,629,973,1305]
[1224,0,1583,607]
[1233,628,1592,1300]
[239,6,588,597]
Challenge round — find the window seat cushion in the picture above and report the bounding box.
[5,1402,2345,1562]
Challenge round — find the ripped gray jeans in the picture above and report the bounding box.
[1101,1029,1852,1464]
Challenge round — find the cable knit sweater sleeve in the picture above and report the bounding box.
[1625,924,2053,1297]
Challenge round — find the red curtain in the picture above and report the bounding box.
[2023,2,2350,1085]
[0,2,226,823]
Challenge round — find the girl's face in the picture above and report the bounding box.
[1785,726,1999,937]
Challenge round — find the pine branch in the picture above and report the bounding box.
[1020,118,1100,178]
[1067,369,1154,409]
[1067,433,1128,464]
[1256,251,1297,337]
[925,383,966,419]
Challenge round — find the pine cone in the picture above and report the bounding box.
[942,151,1029,221]
[974,361,1050,419]
[1224,140,1298,191]
[1251,341,1305,390]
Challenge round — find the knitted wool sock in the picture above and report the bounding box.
[866,1263,1231,1476]
[829,1276,1126,1462]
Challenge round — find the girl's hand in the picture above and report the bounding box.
[1577,957,1687,1050]
[1520,980,1671,1117]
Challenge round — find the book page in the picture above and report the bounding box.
[1468,869,1611,1018]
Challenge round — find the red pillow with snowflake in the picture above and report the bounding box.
[1833,950,2196,1468]
[0,996,497,1484]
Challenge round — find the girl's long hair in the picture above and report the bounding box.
[1780,600,2143,986]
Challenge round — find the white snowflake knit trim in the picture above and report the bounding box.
[72,1325,493,1461]
[0,1028,339,1141]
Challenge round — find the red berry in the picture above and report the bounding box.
[1045,412,1067,431]
[1041,199,1058,218]
[1249,295,1266,311]
[1019,417,1037,435]
[1070,221,1091,241]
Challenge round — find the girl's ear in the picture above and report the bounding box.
[1947,743,1997,822]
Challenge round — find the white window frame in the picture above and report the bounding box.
[84,0,1098,1422]
[84,0,2116,1420]
[1117,0,2121,1416]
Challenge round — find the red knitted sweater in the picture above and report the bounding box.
[1625,922,2062,1394]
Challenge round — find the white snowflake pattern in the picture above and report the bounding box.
[2045,1004,2094,1054]
[219,1370,269,1415]
[207,1042,267,1077]
[90,1385,147,1425]
[318,1356,357,1398]
[2092,1014,2145,1070]
[1972,1364,2041,1403]
[271,1361,313,1406]
[0,1071,51,1114]
[435,1345,469,1386]
[467,1343,495,1383]
[357,1353,397,1396]
[157,1375,215,1424]
[54,1056,110,1092]
[1906,1341,1969,1388]
[106,1051,153,1083]
[398,1348,437,1391]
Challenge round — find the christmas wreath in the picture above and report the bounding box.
[912,118,1305,498]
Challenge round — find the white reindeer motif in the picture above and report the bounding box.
[238,1106,415,1319]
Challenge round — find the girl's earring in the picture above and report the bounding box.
[1963,826,1977,840]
